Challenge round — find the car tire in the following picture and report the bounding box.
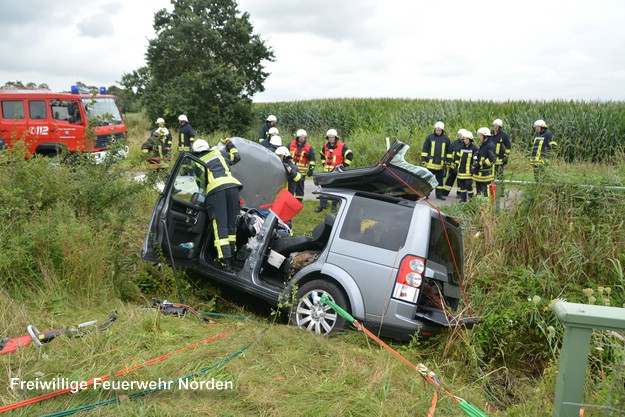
[289,280,348,335]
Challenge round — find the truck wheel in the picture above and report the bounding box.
[289,280,348,335]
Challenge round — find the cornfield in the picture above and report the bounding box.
[245,98,625,164]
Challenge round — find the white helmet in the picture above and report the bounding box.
[477,127,492,137]
[269,135,282,147]
[178,114,189,123]
[275,146,290,157]
[326,128,338,138]
[156,117,165,124]
[266,115,277,122]
[192,139,210,152]
[493,119,503,127]
[434,121,445,130]
[462,131,474,141]
[457,128,467,136]
[296,129,307,138]
[534,119,547,128]
[268,127,279,136]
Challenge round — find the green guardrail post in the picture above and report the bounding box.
[552,302,625,417]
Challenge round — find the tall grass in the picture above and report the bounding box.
[246,98,625,164]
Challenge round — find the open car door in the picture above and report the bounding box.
[142,152,210,266]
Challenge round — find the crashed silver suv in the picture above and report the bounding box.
[142,140,475,341]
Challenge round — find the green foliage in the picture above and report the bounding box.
[123,0,274,134]
[0,151,158,302]
[2,106,625,416]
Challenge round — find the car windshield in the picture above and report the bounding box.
[81,98,123,126]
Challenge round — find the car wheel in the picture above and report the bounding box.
[290,280,348,335]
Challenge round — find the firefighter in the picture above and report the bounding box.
[442,128,467,197]
[472,128,497,197]
[421,121,452,200]
[141,128,168,172]
[260,127,280,150]
[454,131,479,202]
[191,138,242,272]
[288,129,316,202]
[152,117,173,154]
[316,129,353,213]
[530,119,557,182]
[178,114,195,152]
[275,146,302,198]
[491,119,511,179]
[258,114,277,142]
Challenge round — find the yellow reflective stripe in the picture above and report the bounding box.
[533,138,544,161]
[206,176,241,193]
[212,220,224,258]
[228,235,236,243]
[293,172,302,182]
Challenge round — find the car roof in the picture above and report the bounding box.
[313,141,437,201]
[225,137,288,208]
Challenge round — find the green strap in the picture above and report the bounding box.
[319,294,354,324]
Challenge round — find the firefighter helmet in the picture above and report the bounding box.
[268,127,280,136]
[156,117,165,125]
[266,115,277,122]
[275,146,290,157]
[457,128,467,137]
[269,135,282,147]
[493,119,503,127]
[178,114,189,123]
[534,119,547,128]
[462,131,474,141]
[434,121,445,130]
[296,129,307,138]
[192,139,210,152]
[326,128,339,139]
[477,127,492,137]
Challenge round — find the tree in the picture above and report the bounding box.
[123,0,274,134]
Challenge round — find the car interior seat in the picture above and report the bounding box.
[311,213,335,246]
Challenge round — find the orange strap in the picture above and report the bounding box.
[0,328,235,414]
[428,391,438,416]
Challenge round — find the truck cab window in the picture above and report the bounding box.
[29,100,47,119]
[1,101,25,119]
[50,100,81,123]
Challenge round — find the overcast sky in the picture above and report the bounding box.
[1,0,624,102]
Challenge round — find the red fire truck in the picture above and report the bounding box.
[0,86,128,163]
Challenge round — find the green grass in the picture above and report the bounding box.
[2,102,625,416]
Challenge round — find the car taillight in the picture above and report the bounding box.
[392,255,425,304]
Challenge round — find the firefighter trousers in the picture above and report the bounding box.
[206,187,240,259]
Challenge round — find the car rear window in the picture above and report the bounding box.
[2,101,25,119]
[428,217,463,281]
[339,195,411,251]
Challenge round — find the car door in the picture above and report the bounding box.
[48,98,87,152]
[142,152,209,266]
[327,194,413,323]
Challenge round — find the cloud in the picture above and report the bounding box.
[1,0,624,102]
[77,11,117,38]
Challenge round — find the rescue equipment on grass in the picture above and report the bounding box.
[0,312,116,355]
